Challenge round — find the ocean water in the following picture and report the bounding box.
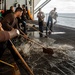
[57,13,75,28]
[34,13,75,28]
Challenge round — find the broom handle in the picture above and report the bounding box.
[19,29,44,48]
[27,23,45,35]
[27,23,51,33]
[0,60,14,68]
[43,22,51,32]
[0,26,34,75]
[9,40,34,75]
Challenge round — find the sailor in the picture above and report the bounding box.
[37,8,45,37]
[16,4,22,10]
[21,4,27,21]
[50,8,58,25]
[0,8,23,60]
[0,23,20,59]
[1,8,23,31]
[18,4,27,34]
[2,6,15,17]
[46,13,53,35]
[46,8,58,35]
[0,25,19,42]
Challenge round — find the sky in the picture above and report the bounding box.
[35,0,75,13]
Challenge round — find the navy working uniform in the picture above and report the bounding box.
[46,8,58,35]
[46,15,53,35]
[37,9,45,37]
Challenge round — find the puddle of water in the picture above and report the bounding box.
[52,32,66,35]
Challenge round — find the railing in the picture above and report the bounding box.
[44,13,75,22]
[34,13,75,24]
[34,0,51,14]
[58,16,75,19]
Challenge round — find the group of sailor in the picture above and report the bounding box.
[0,4,58,63]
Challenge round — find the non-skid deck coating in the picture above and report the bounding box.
[1,24,75,75]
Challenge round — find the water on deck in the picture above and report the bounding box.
[1,24,75,75]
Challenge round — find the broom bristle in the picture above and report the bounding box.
[43,48,54,55]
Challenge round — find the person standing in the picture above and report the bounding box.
[37,8,45,37]
[16,4,22,10]
[46,13,53,35]
[46,8,58,35]
[50,8,58,25]
[22,4,27,21]
[21,5,27,34]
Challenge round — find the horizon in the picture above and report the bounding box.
[35,0,75,13]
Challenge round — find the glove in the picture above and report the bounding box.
[15,29,20,35]
[8,29,20,39]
